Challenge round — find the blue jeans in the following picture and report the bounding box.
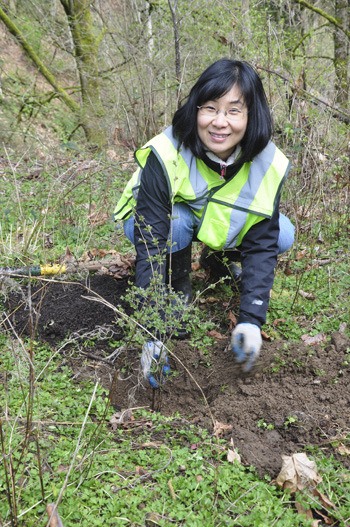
[124,202,294,254]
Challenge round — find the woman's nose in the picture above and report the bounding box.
[212,110,229,126]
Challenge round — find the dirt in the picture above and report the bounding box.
[4,272,350,479]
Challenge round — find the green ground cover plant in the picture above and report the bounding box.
[268,236,350,340]
[1,339,343,527]
[0,142,349,525]
[0,152,128,267]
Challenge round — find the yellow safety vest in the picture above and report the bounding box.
[114,126,290,250]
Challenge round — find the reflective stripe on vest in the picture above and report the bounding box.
[114,127,226,220]
[114,126,290,250]
[196,142,290,249]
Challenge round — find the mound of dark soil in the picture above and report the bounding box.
[4,273,350,478]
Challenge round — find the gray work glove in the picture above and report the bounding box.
[231,323,262,372]
[140,340,171,389]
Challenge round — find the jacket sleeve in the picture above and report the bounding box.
[237,201,280,328]
[134,151,172,289]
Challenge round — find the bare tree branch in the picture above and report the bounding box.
[0,5,79,112]
[293,0,350,39]
[257,65,350,124]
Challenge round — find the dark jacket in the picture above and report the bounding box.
[134,151,280,328]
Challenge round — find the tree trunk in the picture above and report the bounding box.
[60,0,108,148]
[145,1,154,59]
[241,0,251,35]
[0,5,79,112]
[167,0,181,108]
[293,0,349,107]
[334,0,349,105]
[293,0,350,38]
[0,1,108,148]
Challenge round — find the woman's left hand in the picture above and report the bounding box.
[231,323,262,372]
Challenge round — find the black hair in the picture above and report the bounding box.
[172,59,273,169]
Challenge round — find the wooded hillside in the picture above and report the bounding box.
[0,0,348,152]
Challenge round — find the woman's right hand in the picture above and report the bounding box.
[140,340,171,389]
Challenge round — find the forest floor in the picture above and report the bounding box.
[6,271,350,479]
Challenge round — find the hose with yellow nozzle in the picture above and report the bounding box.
[0,264,69,277]
[0,252,135,278]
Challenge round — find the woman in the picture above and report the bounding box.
[114,59,294,387]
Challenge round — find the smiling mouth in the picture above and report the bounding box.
[209,132,230,139]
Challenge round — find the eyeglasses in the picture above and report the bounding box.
[197,105,247,121]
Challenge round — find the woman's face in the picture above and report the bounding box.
[197,85,248,161]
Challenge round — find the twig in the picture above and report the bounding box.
[111,442,173,492]
[45,381,100,527]
[167,479,177,500]
[46,503,65,527]
[257,65,350,124]
[82,291,217,427]
[0,418,18,525]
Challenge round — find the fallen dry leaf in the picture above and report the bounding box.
[296,250,307,260]
[295,501,314,520]
[299,290,316,300]
[227,310,237,328]
[88,210,109,226]
[61,246,75,263]
[273,318,287,326]
[310,509,333,525]
[208,329,226,339]
[301,333,327,346]
[275,453,322,492]
[336,443,350,456]
[311,258,332,267]
[275,453,336,525]
[193,270,207,280]
[339,322,347,333]
[261,330,272,341]
[313,489,336,511]
[59,247,135,279]
[145,511,163,526]
[199,296,220,304]
[110,409,134,429]
[140,442,164,449]
[227,438,241,464]
[106,149,118,160]
[295,495,333,525]
[213,420,233,438]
